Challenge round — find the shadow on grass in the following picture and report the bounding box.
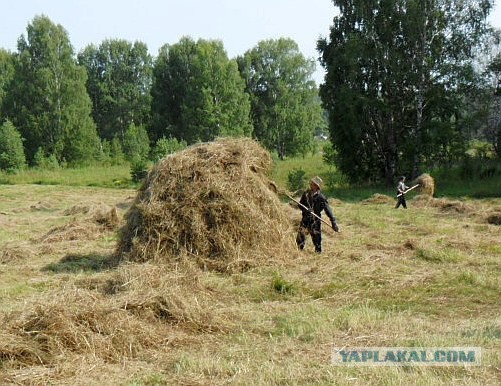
[42,252,119,273]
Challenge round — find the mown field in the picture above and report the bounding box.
[0,154,500,385]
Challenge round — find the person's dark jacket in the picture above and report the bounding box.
[299,190,337,228]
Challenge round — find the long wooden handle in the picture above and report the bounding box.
[286,194,335,230]
[397,184,420,197]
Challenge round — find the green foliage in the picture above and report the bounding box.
[272,272,295,295]
[271,146,335,193]
[33,148,60,170]
[321,141,337,165]
[238,38,323,158]
[2,15,99,165]
[78,40,153,141]
[0,120,26,173]
[0,49,15,111]
[0,164,132,187]
[110,137,126,165]
[151,136,187,162]
[319,0,494,184]
[151,37,252,144]
[130,157,149,183]
[98,138,126,166]
[286,168,306,192]
[466,139,496,159]
[460,156,500,180]
[122,123,150,162]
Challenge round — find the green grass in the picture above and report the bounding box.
[271,148,501,200]
[434,175,501,198]
[42,253,112,273]
[271,150,335,189]
[1,147,500,199]
[0,164,134,188]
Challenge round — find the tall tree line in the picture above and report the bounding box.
[318,0,497,184]
[2,15,99,166]
[0,15,323,171]
[0,8,498,180]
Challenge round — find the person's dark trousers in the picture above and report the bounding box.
[296,218,322,252]
[311,221,322,252]
[296,226,307,250]
[395,195,407,209]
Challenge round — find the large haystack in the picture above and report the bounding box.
[116,138,294,271]
[415,173,435,196]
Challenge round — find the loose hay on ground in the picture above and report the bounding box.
[412,195,474,213]
[40,221,106,243]
[40,206,120,243]
[115,138,296,272]
[362,193,394,205]
[1,288,167,367]
[0,242,35,264]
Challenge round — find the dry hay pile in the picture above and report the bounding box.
[0,243,35,264]
[415,173,435,196]
[116,138,294,271]
[0,287,166,368]
[0,263,231,377]
[362,193,394,205]
[40,206,120,243]
[64,203,120,229]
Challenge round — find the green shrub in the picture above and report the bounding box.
[110,137,126,165]
[151,136,187,162]
[272,272,295,295]
[33,148,60,170]
[122,123,150,163]
[287,168,306,192]
[130,157,149,183]
[99,138,126,166]
[0,120,26,173]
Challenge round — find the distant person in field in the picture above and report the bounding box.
[296,176,339,253]
[395,176,410,209]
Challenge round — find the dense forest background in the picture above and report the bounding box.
[0,0,500,186]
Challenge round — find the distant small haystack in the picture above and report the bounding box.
[415,173,435,197]
[362,193,394,205]
[115,138,294,271]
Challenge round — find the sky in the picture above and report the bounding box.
[1,0,501,85]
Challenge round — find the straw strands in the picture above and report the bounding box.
[415,173,435,196]
[115,137,295,272]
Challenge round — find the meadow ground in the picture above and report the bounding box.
[0,182,499,385]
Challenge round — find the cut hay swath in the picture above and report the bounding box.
[116,137,296,272]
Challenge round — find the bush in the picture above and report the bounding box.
[0,120,26,173]
[151,137,187,162]
[99,138,126,166]
[130,157,149,183]
[272,272,295,295]
[110,137,126,165]
[122,123,150,163]
[287,168,306,192]
[34,148,60,170]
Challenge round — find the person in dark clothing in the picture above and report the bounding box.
[395,176,410,209]
[296,176,339,253]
